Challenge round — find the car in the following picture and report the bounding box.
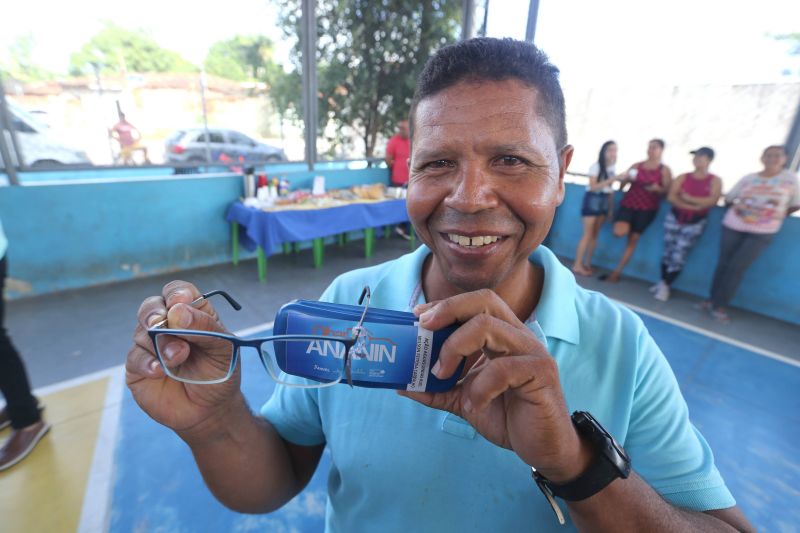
[164,128,287,165]
[1,103,92,168]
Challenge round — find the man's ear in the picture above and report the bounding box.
[556,145,574,205]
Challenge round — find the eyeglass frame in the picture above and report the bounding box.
[147,287,372,388]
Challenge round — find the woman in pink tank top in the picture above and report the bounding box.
[651,147,722,301]
[599,139,672,283]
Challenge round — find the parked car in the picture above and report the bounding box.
[164,128,287,164]
[1,103,92,168]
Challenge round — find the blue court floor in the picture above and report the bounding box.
[6,308,796,533]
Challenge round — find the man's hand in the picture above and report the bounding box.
[399,289,593,483]
[125,280,244,440]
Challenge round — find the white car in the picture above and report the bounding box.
[1,103,91,168]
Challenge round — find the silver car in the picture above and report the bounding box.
[1,103,92,167]
[164,128,287,164]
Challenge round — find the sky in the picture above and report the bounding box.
[1,0,798,85]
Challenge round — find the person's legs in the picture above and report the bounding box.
[572,216,596,275]
[709,227,746,308]
[662,217,706,288]
[710,231,774,312]
[584,214,606,273]
[0,257,39,430]
[606,232,641,282]
[0,256,49,471]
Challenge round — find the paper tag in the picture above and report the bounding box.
[312,175,326,195]
[407,323,433,392]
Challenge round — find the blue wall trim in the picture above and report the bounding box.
[548,183,800,325]
[2,177,797,325]
[1,166,389,297]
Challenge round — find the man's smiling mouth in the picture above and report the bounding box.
[445,233,504,248]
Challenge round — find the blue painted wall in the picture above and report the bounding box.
[2,176,797,324]
[548,183,800,325]
[0,166,390,297]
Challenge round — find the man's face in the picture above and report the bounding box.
[398,121,410,138]
[407,79,571,293]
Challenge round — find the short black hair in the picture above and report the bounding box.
[410,37,567,149]
[649,138,665,149]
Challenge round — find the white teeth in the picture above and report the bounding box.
[447,234,500,247]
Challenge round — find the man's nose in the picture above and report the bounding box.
[443,162,499,213]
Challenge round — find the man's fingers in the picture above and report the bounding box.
[138,296,168,329]
[418,289,524,331]
[433,314,543,379]
[462,355,555,413]
[163,280,202,307]
[162,281,218,318]
[166,303,226,333]
[397,390,461,416]
[125,344,164,380]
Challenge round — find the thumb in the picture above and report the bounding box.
[167,303,226,333]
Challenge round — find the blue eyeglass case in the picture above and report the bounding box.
[273,300,463,392]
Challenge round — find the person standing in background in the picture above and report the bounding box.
[110,113,150,165]
[600,139,672,282]
[0,218,50,471]
[385,119,412,239]
[698,146,800,323]
[652,147,722,302]
[572,140,623,276]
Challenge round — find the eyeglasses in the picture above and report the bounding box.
[148,287,372,388]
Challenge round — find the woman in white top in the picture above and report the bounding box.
[698,145,800,323]
[572,140,624,276]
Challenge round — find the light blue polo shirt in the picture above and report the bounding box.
[262,245,734,532]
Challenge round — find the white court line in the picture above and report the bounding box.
[617,298,800,369]
[77,367,124,533]
[65,321,277,533]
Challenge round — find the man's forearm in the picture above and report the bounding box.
[179,394,303,513]
[566,471,751,532]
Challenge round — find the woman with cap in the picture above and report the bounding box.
[698,145,800,322]
[651,147,721,302]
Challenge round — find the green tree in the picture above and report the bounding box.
[275,0,461,157]
[204,35,277,82]
[0,35,54,82]
[69,23,196,75]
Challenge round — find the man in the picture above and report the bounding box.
[127,38,752,531]
[600,139,672,283]
[110,113,150,165]
[385,119,412,238]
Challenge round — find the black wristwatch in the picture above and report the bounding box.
[531,411,631,524]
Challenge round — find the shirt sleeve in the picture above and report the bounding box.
[623,328,735,511]
[260,282,342,446]
[790,175,800,207]
[724,175,748,203]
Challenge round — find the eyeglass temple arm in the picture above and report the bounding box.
[150,290,242,329]
[200,290,242,311]
[345,286,372,387]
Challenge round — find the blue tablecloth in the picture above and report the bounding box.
[226,199,409,255]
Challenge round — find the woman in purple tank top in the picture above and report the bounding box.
[651,147,722,302]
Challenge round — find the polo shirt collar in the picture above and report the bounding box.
[371,244,580,346]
